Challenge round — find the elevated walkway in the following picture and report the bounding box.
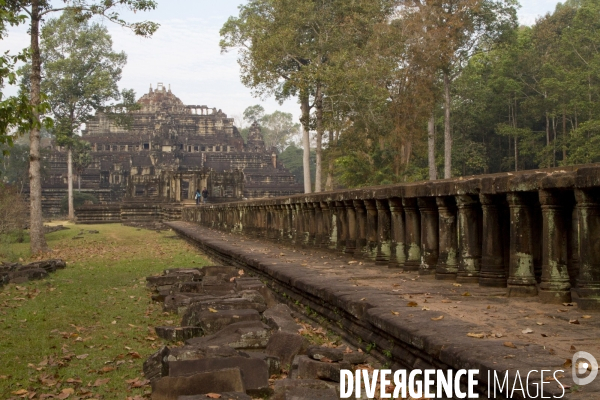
[167,221,600,399]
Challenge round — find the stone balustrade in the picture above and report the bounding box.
[181,164,600,310]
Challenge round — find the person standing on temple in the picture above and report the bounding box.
[195,189,201,205]
[201,187,209,204]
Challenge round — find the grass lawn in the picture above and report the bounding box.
[0,222,212,400]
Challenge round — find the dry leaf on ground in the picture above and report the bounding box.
[467,332,485,339]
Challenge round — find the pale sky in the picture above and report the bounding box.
[0,0,563,127]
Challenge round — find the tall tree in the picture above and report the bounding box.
[400,0,517,178]
[221,0,394,193]
[261,111,299,151]
[40,11,126,221]
[7,0,158,253]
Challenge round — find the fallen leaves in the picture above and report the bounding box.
[569,319,580,324]
[93,378,110,387]
[391,311,399,316]
[504,342,517,349]
[467,332,485,339]
[206,394,222,399]
[431,316,444,321]
[521,328,534,334]
[208,308,219,313]
[407,301,418,307]
[57,388,74,399]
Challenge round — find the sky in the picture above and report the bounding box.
[0,0,564,128]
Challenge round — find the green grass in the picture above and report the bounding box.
[0,223,212,399]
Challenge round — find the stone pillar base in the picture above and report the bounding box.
[435,272,457,280]
[538,290,571,304]
[507,284,538,297]
[577,298,600,310]
[479,272,508,287]
[456,275,479,284]
[403,261,420,271]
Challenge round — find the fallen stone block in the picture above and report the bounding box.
[178,394,251,400]
[155,326,203,342]
[266,332,308,368]
[147,274,198,289]
[242,351,281,377]
[143,346,170,383]
[343,351,367,365]
[163,268,204,277]
[151,368,245,400]
[186,321,271,349]
[202,266,240,279]
[263,304,302,334]
[273,379,338,400]
[168,356,269,395]
[8,268,48,283]
[187,309,261,335]
[178,281,236,296]
[181,299,266,326]
[165,345,242,363]
[297,355,349,382]
[307,346,344,362]
[234,277,264,291]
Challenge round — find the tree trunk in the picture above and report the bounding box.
[514,136,518,172]
[78,174,81,192]
[314,83,323,192]
[68,148,74,221]
[325,130,334,191]
[545,113,550,147]
[443,72,452,179]
[28,0,48,254]
[562,109,567,162]
[300,91,312,193]
[428,111,437,180]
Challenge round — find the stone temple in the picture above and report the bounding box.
[42,83,303,215]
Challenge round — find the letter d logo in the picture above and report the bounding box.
[572,351,598,386]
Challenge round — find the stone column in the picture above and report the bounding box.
[328,201,339,250]
[456,195,482,283]
[344,200,357,254]
[436,196,458,280]
[285,204,295,242]
[336,201,348,252]
[375,199,391,265]
[320,201,331,247]
[354,200,367,254]
[314,202,324,247]
[538,190,571,303]
[506,192,538,297]
[389,198,406,269]
[575,189,600,309]
[568,205,579,288]
[479,194,507,287]
[364,200,378,260]
[418,198,439,275]
[306,202,316,245]
[402,198,421,271]
[292,203,302,245]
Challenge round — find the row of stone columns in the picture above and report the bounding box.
[184,189,600,309]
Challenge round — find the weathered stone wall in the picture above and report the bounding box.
[76,202,182,224]
[181,163,600,310]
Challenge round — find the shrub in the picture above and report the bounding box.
[60,192,99,214]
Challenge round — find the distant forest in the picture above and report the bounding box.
[222,0,600,190]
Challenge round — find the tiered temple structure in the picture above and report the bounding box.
[42,83,303,215]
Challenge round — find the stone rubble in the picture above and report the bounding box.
[0,259,66,285]
[143,266,375,400]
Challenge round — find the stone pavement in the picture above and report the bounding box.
[167,221,600,399]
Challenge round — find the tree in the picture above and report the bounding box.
[7,0,158,254]
[399,0,517,178]
[0,1,47,155]
[261,111,299,151]
[39,10,126,221]
[243,104,265,125]
[221,0,394,193]
[72,140,91,192]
